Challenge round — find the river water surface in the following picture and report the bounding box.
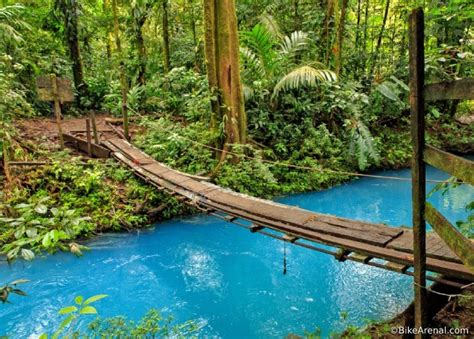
[1,166,473,338]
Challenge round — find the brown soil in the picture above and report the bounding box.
[359,283,474,338]
[14,115,141,151]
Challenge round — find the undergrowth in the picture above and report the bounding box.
[0,152,191,261]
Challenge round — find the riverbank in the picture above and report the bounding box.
[338,284,474,338]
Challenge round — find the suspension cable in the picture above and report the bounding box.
[157,129,466,185]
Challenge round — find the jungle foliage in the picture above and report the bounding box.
[0,154,192,260]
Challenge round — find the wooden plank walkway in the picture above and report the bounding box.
[101,138,474,284]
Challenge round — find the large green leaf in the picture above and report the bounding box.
[74,295,83,305]
[34,204,48,215]
[21,248,35,261]
[79,305,97,314]
[58,306,77,315]
[376,83,399,102]
[83,294,108,305]
[9,279,30,285]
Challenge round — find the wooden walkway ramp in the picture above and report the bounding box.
[101,137,473,286]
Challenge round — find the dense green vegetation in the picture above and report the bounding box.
[0,154,191,260]
[0,0,473,335]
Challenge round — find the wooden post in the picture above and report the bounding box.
[50,74,65,150]
[89,111,99,144]
[409,8,427,335]
[86,118,92,157]
[2,142,11,183]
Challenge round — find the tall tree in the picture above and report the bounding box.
[334,0,348,75]
[203,0,247,155]
[369,0,390,79]
[56,0,88,108]
[162,0,170,73]
[361,0,370,74]
[103,0,113,60]
[131,0,152,86]
[322,0,335,64]
[112,0,129,140]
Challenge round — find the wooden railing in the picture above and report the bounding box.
[409,8,474,335]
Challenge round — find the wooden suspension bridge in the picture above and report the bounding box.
[58,132,474,289]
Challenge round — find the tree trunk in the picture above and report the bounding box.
[334,0,348,75]
[354,0,362,76]
[203,0,247,151]
[188,0,200,71]
[103,0,113,60]
[132,2,149,86]
[361,0,370,74]
[112,0,129,140]
[369,0,390,80]
[136,21,147,86]
[322,0,335,64]
[293,0,301,31]
[61,0,88,108]
[162,0,171,74]
[355,0,362,47]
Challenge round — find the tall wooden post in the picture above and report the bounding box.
[409,8,427,334]
[89,111,99,144]
[2,142,11,183]
[51,74,65,150]
[86,118,92,157]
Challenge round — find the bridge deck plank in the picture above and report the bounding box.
[386,231,460,263]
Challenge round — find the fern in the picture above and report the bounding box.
[347,119,380,171]
[273,65,337,96]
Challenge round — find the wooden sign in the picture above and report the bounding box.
[37,75,74,103]
[37,74,66,149]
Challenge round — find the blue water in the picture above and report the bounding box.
[1,166,473,338]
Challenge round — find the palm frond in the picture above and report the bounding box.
[0,23,22,42]
[273,65,337,97]
[280,31,308,55]
[0,5,29,42]
[0,4,25,22]
[241,24,277,76]
[240,47,266,80]
[259,13,282,40]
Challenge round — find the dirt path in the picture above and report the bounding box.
[14,115,140,152]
